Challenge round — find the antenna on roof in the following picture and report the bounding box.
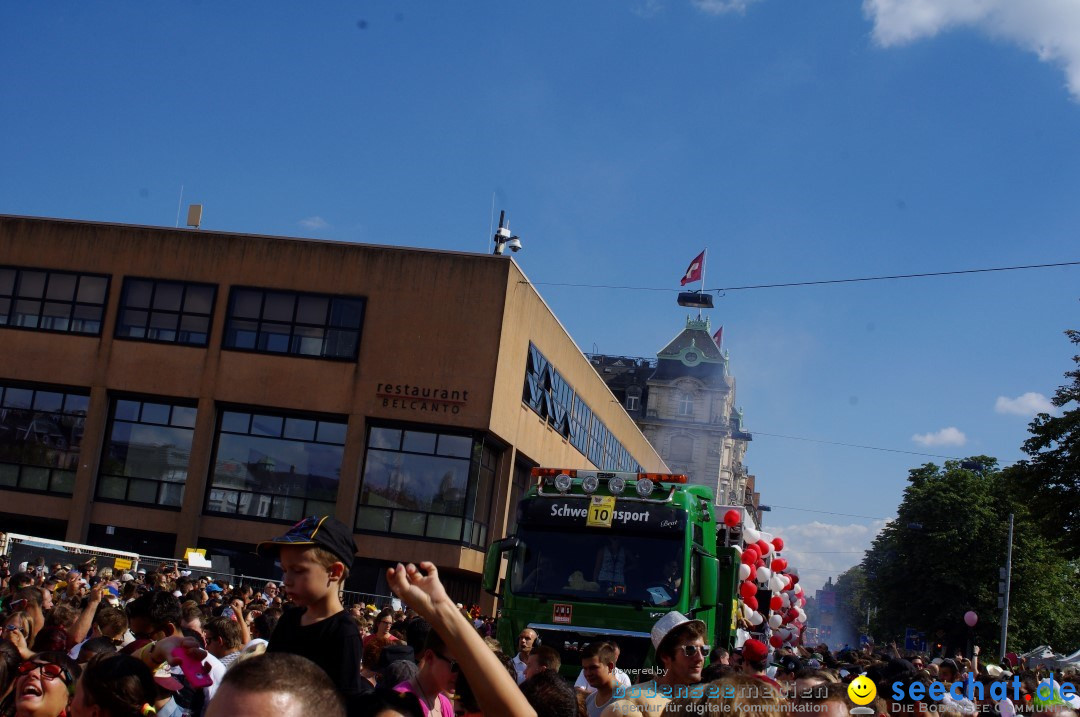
[175,185,184,228]
[492,210,523,254]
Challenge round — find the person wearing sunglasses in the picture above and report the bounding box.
[3,613,36,661]
[601,612,709,717]
[12,651,80,717]
[394,629,456,716]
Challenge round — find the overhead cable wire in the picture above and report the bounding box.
[519,260,1080,293]
[750,430,962,459]
[763,504,892,521]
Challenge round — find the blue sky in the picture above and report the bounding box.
[2,1,1078,592]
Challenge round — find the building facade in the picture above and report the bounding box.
[589,316,760,523]
[0,215,666,604]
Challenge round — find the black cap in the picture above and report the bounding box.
[779,656,803,674]
[257,515,357,567]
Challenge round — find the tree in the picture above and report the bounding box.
[1018,330,1080,558]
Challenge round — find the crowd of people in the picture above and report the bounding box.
[2,518,1076,717]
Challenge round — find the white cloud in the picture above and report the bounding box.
[768,519,889,594]
[911,426,966,447]
[632,0,666,18]
[298,216,330,230]
[995,391,1055,416]
[692,0,762,15]
[863,0,1080,99]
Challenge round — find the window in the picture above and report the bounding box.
[0,382,88,495]
[115,278,216,346]
[678,392,694,416]
[0,266,108,335]
[356,425,500,549]
[223,287,365,360]
[626,395,640,411]
[205,408,347,522]
[96,398,198,508]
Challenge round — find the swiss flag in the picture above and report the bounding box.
[680,250,705,286]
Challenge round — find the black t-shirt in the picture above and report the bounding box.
[268,606,369,699]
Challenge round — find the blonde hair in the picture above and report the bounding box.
[310,547,350,581]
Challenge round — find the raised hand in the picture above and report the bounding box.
[386,562,450,617]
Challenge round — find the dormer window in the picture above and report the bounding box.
[678,392,694,416]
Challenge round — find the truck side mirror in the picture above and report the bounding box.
[482,537,517,596]
[700,555,719,608]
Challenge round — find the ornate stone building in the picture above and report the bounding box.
[589,316,759,521]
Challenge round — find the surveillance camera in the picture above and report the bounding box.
[507,237,522,252]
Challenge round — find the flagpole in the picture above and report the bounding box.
[698,248,707,319]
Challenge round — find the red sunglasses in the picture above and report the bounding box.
[17,661,72,684]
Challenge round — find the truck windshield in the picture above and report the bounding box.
[509,527,684,606]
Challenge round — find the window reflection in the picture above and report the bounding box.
[357,425,498,548]
[206,408,347,521]
[0,382,88,495]
[97,397,197,508]
[0,266,107,335]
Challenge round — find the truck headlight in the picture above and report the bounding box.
[636,478,654,497]
[608,476,626,495]
[582,475,599,493]
[554,473,573,493]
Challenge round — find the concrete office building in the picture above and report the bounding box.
[0,214,665,602]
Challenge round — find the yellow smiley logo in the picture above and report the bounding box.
[848,675,877,706]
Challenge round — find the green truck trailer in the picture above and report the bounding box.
[483,468,740,680]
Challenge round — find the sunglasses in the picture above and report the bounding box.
[4,624,27,636]
[678,644,712,658]
[17,661,72,684]
[432,651,460,674]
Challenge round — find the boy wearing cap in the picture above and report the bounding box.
[258,515,370,712]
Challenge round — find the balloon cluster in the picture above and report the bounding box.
[725,509,805,647]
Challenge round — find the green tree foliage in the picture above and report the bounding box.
[1018,329,1080,558]
[863,458,1080,653]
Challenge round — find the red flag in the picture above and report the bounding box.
[712,325,723,348]
[680,250,705,286]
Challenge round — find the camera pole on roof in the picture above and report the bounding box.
[492,210,522,255]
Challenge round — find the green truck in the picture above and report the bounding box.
[483,468,740,679]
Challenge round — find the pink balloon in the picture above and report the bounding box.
[964,611,978,627]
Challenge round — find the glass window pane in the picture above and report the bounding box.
[171,406,197,428]
[225,319,258,349]
[0,298,9,324]
[221,412,250,433]
[437,435,473,458]
[160,483,184,507]
[76,276,107,304]
[391,511,426,537]
[257,323,291,353]
[359,449,469,516]
[127,479,158,503]
[283,418,316,442]
[64,395,89,415]
[13,299,41,327]
[355,505,391,532]
[305,500,337,517]
[41,303,72,331]
[0,268,15,295]
[70,304,102,334]
[51,470,76,494]
[118,309,149,337]
[184,285,214,314]
[124,279,153,308]
[403,431,437,454]
[262,292,295,322]
[178,315,209,345]
[20,466,49,490]
[0,463,18,486]
[316,421,347,445]
[329,298,364,329]
[426,515,463,541]
[152,283,183,311]
[140,403,171,425]
[368,428,401,450]
[115,400,141,421]
[295,295,329,325]
[45,274,76,301]
[231,289,263,319]
[149,312,178,341]
[251,415,283,437]
[97,475,127,500]
[291,326,325,356]
[3,388,32,408]
[271,496,304,522]
[18,271,47,298]
[32,391,63,413]
[324,329,358,359]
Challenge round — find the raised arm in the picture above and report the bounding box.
[67,582,103,648]
[388,562,537,717]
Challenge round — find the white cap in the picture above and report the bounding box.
[650,611,706,650]
[121,573,134,582]
[180,570,191,577]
